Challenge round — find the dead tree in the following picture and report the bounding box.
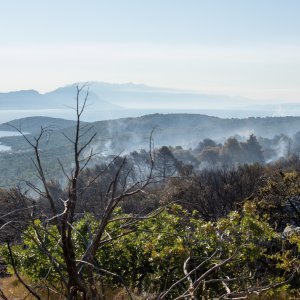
[4,84,156,299]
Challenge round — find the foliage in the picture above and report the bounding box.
[255,170,300,230]
[1,203,297,298]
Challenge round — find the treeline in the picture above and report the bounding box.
[137,132,300,171]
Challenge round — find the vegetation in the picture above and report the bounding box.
[1,88,300,299]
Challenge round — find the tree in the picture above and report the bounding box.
[154,146,178,178]
[195,138,217,153]
[241,134,264,164]
[1,85,156,299]
[161,164,263,221]
[221,137,243,165]
[199,146,220,166]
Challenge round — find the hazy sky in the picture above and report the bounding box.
[1,0,300,101]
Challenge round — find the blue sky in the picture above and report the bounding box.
[1,0,300,101]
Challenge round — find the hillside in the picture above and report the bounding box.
[2,114,300,152]
[0,116,82,134]
[0,113,300,188]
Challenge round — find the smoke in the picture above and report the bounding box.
[262,135,291,163]
[274,136,289,159]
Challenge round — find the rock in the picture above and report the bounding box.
[282,225,300,238]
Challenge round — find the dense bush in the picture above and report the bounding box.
[2,203,298,298]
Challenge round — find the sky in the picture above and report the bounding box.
[1,0,300,101]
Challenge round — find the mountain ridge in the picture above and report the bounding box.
[0,82,258,111]
[1,82,299,119]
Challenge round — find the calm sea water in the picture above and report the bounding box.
[0,131,22,151]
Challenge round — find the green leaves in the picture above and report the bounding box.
[1,202,297,298]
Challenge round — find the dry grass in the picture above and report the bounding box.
[0,275,59,300]
[0,275,35,299]
[1,277,293,300]
[0,276,148,300]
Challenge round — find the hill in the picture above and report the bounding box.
[1,113,300,187]
[0,116,82,134]
[2,113,300,152]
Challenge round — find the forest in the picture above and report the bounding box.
[1,89,300,299]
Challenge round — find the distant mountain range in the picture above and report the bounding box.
[0,82,300,119]
[0,82,256,111]
[0,85,121,110]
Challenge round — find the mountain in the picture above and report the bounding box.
[0,82,299,120]
[80,81,252,109]
[0,82,257,111]
[0,90,42,109]
[44,86,121,110]
[0,86,122,110]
